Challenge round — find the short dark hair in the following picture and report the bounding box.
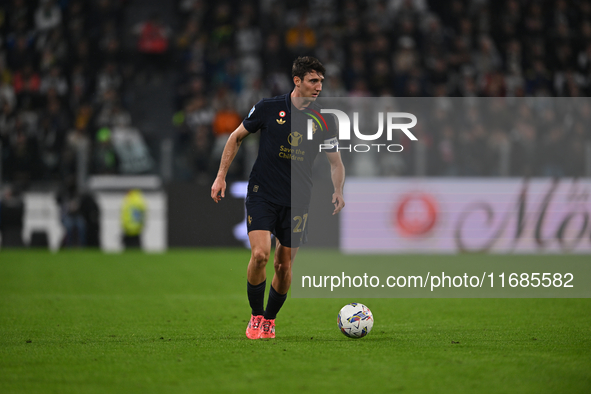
[292,56,326,80]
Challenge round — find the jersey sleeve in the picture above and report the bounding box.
[242,99,265,133]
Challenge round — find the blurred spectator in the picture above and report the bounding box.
[13,63,40,101]
[510,120,538,177]
[0,103,16,152]
[285,13,316,55]
[7,35,37,71]
[349,79,372,97]
[5,0,34,33]
[184,95,214,130]
[0,80,17,111]
[133,13,172,81]
[69,39,97,76]
[363,0,391,32]
[60,119,89,180]
[344,52,367,90]
[236,78,270,116]
[34,0,62,32]
[369,58,393,95]
[566,121,589,177]
[94,88,121,128]
[525,59,553,95]
[435,125,459,176]
[393,36,420,76]
[109,126,154,175]
[210,92,243,177]
[36,28,69,67]
[459,124,488,176]
[0,184,25,247]
[92,127,118,174]
[473,36,502,77]
[212,98,241,139]
[175,71,204,110]
[37,99,68,179]
[315,33,344,78]
[79,191,101,248]
[110,104,132,128]
[99,21,124,65]
[191,124,214,183]
[57,178,86,247]
[96,62,122,97]
[6,122,39,182]
[235,16,262,56]
[65,0,88,40]
[40,65,68,97]
[262,32,291,95]
[176,16,201,53]
[235,16,263,85]
[388,0,428,20]
[322,75,347,97]
[68,63,91,112]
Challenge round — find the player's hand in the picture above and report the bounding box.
[211,177,226,203]
[332,192,345,215]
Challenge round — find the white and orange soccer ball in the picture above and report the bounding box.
[337,303,374,338]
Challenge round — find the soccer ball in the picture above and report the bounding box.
[337,303,374,338]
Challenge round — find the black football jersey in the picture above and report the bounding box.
[242,92,338,207]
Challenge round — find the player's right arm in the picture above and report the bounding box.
[211,123,250,203]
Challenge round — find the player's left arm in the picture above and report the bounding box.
[325,151,345,215]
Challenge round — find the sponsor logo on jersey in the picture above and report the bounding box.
[276,118,286,124]
[288,132,303,147]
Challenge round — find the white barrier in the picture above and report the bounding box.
[22,192,64,251]
[20,191,166,252]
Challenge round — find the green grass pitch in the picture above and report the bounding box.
[1,249,590,394]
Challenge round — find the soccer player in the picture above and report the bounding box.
[211,56,345,339]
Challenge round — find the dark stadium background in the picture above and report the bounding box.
[1,3,591,394]
[0,0,590,248]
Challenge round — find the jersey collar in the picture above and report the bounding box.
[286,91,292,114]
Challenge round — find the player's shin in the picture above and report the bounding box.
[263,285,287,320]
[247,280,266,316]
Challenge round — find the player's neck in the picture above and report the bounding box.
[290,90,312,110]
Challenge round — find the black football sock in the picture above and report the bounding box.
[247,280,266,316]
[263,285,287,320]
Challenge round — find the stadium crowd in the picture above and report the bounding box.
[172,0,591,180]
[1,0,591,188]
[0,0,134,185]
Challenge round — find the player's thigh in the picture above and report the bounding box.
[249,230,273,261]
[274,238,298,267]
[245,196,279,233]
[275,205,309,248]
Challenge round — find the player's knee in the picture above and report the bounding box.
[251,248,270,266]
[274,259,292,273]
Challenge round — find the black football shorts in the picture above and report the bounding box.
[245,195,309,248]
